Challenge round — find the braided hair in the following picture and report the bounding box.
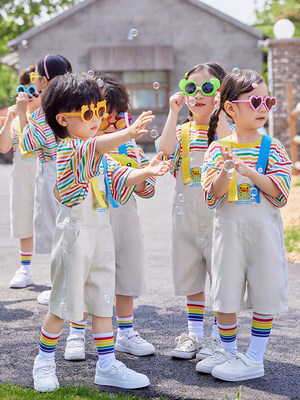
[181,62,227,124]
[207,69,264,146]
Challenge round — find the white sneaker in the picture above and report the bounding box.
[33,355,59,392]
[64,332,85,360]
[196,348,235,373]
[9,267,32,288]
[37,290,51,305]
[115,330,155,356]
[196,335,222,360]
[212,353,264,381]
[170,333,203,359]
[94,359,150,389]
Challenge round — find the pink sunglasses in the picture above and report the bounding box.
[232,95,277,112]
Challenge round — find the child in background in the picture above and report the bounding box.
[159,63,230,360]
[19,54,72,303]
[64,74,155,361]
[0,66,40,288]
[32,72,170,392]
[198,69,292,381]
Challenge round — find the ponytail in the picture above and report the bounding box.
[207,108,221,146]
[182,110,193,124]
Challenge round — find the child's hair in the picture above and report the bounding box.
[207,69,264,146]
[96,73,130,114]
[37,54,72,81]
[182,62,227,124]
[42,72,103,140]
[19,65,35,85]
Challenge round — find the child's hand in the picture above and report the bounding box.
[128,111,155,139]
[232,153,252,176]
[16,92,29,115]
[7,105,17,122]
[169,92,184,113]
[147,151,171,176]
[220,145,234,162]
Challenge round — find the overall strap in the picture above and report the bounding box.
[253,135,272,203]
[181,122,192,184]
[118,144,127,155]
[220,136,238,202]
[101,156,119,208]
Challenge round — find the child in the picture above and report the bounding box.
[0,65,40,288]
[198,69,292,381]
[64,74,156,361]
[32,72,170,392]
[19,54,72,303]
[158,63,231,360]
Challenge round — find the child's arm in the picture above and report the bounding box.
[95,111,154,156]
[0,106,16,153]
[210,145,232,198]
[16,92,29,132]
[159,92,184,156]
[124,151,171,187]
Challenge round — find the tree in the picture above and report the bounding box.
[0,0,78,109]
[254,0,300,38]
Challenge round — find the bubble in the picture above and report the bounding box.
[87,70,95,77]
[60,301,67,311]
[250,187,258,198]
[224,159,235,172]
[153,81,160,90]
[188,97,197,106]
[104,294,112,304]
[177,193,184,203]
[130,28,138,37]
[195,236,207,248]
[232,67,240,74]
[186,178,192,184]
[237,166,245,175]
[106,244,112,252]
[175,205,184,215]
[271,105,277,112]
[150,129,160,139]
[97,78,104,87]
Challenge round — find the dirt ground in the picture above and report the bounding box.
[281,175,300,263]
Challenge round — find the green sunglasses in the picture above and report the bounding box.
[179,78,220,96]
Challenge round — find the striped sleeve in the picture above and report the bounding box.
[264,138,292,207]
[104,154,136,205]
[201,141,226,209]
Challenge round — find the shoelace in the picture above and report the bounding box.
[175,334,195,347]
[38,366,54,377]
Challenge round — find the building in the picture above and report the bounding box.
[5,0,263,148]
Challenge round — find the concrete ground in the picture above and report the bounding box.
[0,161,299,400]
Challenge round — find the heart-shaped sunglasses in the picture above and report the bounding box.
[232,96,277,112]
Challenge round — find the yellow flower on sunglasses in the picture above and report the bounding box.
[61,101,107,122]
[30,72,43,83]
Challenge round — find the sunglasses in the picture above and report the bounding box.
[99,112,132,131]
[61,101,106,122]
[232,96,277,112]
[179,78,220,96]
[16,85,37,97]
[30,72,43,83]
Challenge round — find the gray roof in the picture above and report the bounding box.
[8,0,262,48]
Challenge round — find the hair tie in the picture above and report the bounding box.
[184,72,188,79]
[232,67,240,75]
[252,82,258,88]
[44,54,50,80]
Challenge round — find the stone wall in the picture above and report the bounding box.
[267,38,300,156]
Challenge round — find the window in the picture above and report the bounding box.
[114,71,169,112]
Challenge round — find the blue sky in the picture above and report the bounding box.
[200,0,266,25]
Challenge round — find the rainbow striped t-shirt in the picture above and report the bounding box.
[201,135,293,209]
[56,136,135,208]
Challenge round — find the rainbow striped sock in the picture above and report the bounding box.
[117,315,133,337]
[39,328,61,359]
[211,312,220,337]
[69,320,87,335]
[218,321,238,355]
[187,301,205,339]
[19,250,33,272]
[93,332,115,369]
[246,313,273,362]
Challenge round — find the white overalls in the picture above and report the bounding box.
[49,174,115,322]
[172,150,214,296]
[211,172,288,315]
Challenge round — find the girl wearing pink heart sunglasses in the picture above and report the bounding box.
[199,69,292,382]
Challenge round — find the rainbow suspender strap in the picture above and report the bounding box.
[221,135,272,203]
[181,122,192,184]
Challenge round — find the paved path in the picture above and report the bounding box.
[0,161,299,400]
